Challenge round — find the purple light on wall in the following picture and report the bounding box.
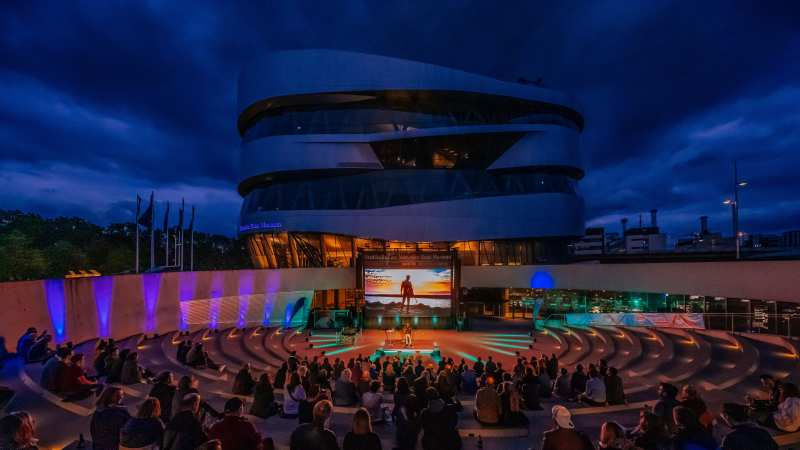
[142,273,162,333]
[44,279,67,343]
[209,272,224,329]
[178,272,196,331]
[263,271,281,326]
[238,271,254,328]
[92,276,114,338]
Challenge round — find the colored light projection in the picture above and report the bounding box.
[44,279,67,343]
[209,272,224,330]
[364,268,451,317]
[92,276,114,338]
[238,271,254,328]
[142,273,162,333]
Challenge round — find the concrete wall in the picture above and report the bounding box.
[461,260,800,302]
[0,268,355,350]
[3,261,799,353]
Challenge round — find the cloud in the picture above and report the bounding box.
[0,0,798,237]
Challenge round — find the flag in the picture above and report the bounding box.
[135,195,141,223]
[177,198,185,232]
[188,206,195,233]
[137,192,154,228]
[163,201,170,233]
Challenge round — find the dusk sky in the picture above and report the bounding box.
[1,1,798,238]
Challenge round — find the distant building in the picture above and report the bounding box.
[784,230,800,248]
[674,215,732,253]
[573,227,605,255]
[747,234,784,249]
[623,210,667,254]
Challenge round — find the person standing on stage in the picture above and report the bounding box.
[401,275,414,313]
[403,323,413,348]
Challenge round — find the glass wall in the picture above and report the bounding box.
[242,169,577,212]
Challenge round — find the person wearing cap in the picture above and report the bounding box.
[207,397,263,450]
[719,402,777,450]
[541,405,594,450]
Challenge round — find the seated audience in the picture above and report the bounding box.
[186,343,225,373]
[274,362,288,390]
[719,402,777,450]
[232,364,256,396]
[91,387,131,450]
[40,347,70,393]
[499,380,529,427]
[474,377,501,425]
[282,372,307,419]
[16,328,38,360]
[107,349,128,384]
[670,406,716,450]
[164,393,207,450]
[395,394,421,450]
[570,364,587,400]
[420,387,461,450]
[678,385,709,426]
[605,367,625,405]
[334,369,358,406]
[208,397,263,450]
[299,384,327,424]
[361,381,386,424]
[627,410,668,450]
[289,400,338,450]
[149,372,177,422]
[460,365,477,395]
[250,373,280,419]
[26,332,53,364]
[599,421,632,449]
[653,383,679,430]
[578,368,607,406]
[121,397,165,449]
[343,408,382,450]
[0,386,14,412]
[541,405,594,450]
[60,353,103,401]
[121,352,151,385]
[176,341,191,365]
[382,365,396,393]
[555,367,572,398]
[0,411,38,450]
[766,382,800,432]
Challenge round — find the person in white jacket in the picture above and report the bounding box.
[772,383,800,432]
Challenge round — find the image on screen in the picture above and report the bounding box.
[364,268,452,316]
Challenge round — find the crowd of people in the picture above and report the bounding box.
[1,327,798,449]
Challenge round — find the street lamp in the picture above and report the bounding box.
[723,161,747,260]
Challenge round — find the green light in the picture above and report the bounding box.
[483,333,530,337]
[479,341,529,350]
[414,316,419,325]
[377,315,383,326]
[325,344,370,356]
[480,337,533,343]
[477,344,517,356]
[313,342,341,349]
[454,351,478,362]
[308,338,337,343]
[395,314,400,326]
[432,316,438,326]
[310,333,338,338]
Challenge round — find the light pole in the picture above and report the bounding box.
[723,161,747,260]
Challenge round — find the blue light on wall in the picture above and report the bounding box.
[531,271,555,289]
[263,271,280,326]
[178,272,196,331]
[142,273,162,333]
[44,279,67,343]
[238,271,254,328]
[284,296,307,328]
[209,272,224,330]
[92,276,114,338]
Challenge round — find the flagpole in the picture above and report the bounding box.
[135,195,140,274]
[190,208,195,271]
[149,193,155,271]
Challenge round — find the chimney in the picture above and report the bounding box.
[700,216,709,235]
[621,218,628,236]
[650,209,658,228]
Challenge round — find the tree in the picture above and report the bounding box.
[0,230,48,281]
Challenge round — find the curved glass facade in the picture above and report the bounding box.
[241,91,582,142]
[243,169,577,212]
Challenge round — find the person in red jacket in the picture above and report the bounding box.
[60,353,102,400]
[207,397,264,450]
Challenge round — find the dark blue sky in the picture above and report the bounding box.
[1,1,798,238]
